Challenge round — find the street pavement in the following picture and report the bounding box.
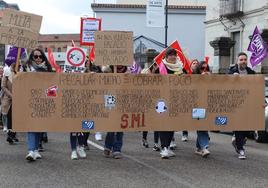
[0,131,268,188]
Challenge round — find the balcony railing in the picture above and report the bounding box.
[219,0,243,18]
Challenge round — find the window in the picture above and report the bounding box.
[219,0,243,18]
[231,31,241,64]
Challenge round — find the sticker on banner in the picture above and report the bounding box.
[82,120,94,130]
[192,108,206,119]
[215,117,228,126]
[104,95,116,109]
[46,85,58,97]
[155,100,168,114]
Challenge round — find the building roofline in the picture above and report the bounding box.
[91,3,206,10]
[38,34,80,42]
[134,35,165,48]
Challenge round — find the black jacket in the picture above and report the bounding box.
[228,64,255,75]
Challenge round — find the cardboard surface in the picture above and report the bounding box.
[13,73,265,132]
[94,31,133,66]
[0,26,39,49]
[0,8,42,48]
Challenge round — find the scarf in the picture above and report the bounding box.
[162,58,183,74]
[30,61,48,72]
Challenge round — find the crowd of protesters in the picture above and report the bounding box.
[0,47,258,162]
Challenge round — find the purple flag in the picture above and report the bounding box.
[4,46,26,67]
[128,61,141,74]
[247,26,268,67]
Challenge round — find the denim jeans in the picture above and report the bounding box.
[196,131,209,150]
[2,107,12,129]
[27,132,41,151]
[2,114,7,128]
[70,132,84,151]
[104,132,123,152]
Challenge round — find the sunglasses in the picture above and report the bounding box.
[33,55,43,59]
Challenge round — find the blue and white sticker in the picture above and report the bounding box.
[192,108,206,119]
[82,120,94,130]
[215,117,228,126]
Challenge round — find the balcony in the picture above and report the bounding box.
[219,0,243,18]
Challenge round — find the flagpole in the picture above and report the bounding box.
[15,47,21,73]
[165,0,168,48]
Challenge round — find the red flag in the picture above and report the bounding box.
[89,46,95,62]
[204,56,209,64]
[47,48,62,73]
[154,40,192,74]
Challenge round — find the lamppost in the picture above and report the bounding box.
[165,0,168,47]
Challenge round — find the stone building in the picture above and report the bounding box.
[205,0,268,73]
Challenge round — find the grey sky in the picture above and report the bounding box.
[6,0,116,34]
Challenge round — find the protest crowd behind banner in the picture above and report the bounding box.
[0,7,267,162]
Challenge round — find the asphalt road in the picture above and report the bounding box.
[0,131,268,188]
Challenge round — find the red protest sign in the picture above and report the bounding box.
[80,17,102,46]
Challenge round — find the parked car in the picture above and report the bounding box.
[254,78,268,143]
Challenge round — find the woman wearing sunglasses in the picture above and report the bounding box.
[192,60,211,157]
[24,48,52,161]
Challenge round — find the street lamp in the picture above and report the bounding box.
[165,0,168,47]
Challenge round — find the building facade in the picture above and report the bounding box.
[205,0,268,73]
[116,0,206,6]
[91,2,206,65]
[38,34,81,66]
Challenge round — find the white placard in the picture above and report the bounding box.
[64,46,87,73]
[146,0,165,27]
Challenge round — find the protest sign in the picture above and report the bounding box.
[13,73,265,132]
[80,17,101,46]
[94,31,133,66]
[0,9,42,49]
[63,46,87,73]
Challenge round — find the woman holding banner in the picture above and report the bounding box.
[103,65,127,159]
[193,60,211,158]
[140,64,160,151]
[1,63,18,144]
[157,48,183,159]
[24,48,52,161]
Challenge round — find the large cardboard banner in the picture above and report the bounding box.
[0,9,42,49]
[13,73,265,132]
[94,31,133,66]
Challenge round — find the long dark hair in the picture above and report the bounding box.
[27,48,52,72]
[199,61,210,73]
